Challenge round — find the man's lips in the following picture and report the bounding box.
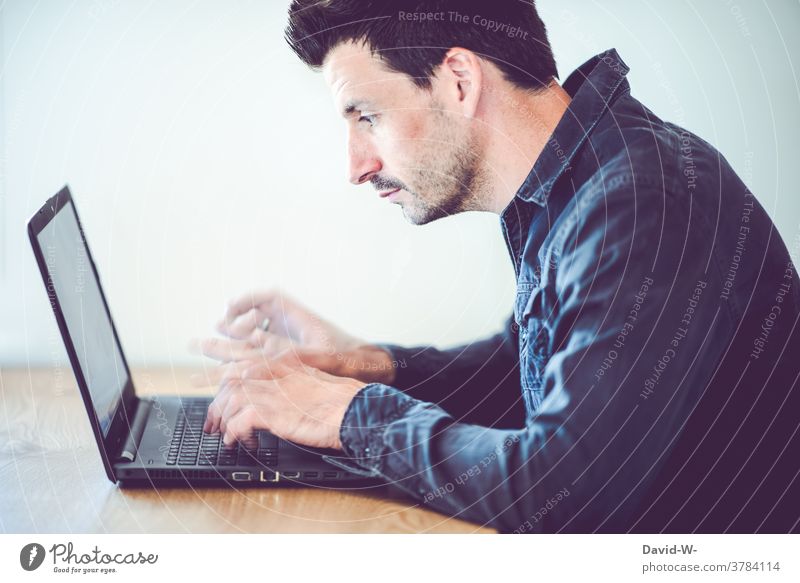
[378,188,401,199]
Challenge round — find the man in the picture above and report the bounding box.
[197,1,800,533]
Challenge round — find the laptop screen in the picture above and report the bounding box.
[36,200,126,434]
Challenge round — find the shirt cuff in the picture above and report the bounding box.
[375,343,439,393]
[335,382,421,474]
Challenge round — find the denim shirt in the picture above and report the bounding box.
[324,49,800,533]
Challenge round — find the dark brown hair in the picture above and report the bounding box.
[286,0,558,91]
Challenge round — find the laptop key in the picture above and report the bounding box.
[257,432,279,449]
[237,451,258,466]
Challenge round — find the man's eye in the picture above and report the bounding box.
[358,114,376,126]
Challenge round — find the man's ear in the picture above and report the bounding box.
[440,47,483,118]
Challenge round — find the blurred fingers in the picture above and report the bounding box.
[189,336,261,362]
[216,307,267,339]
[220,290,281,329]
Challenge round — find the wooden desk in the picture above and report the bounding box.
[0,367,494,534]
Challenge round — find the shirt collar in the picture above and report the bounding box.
[514,48,631,206]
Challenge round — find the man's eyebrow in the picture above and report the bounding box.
[342,99,373,117]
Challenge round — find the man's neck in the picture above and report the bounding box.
[479,80,572,213]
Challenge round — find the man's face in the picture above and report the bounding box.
[323,42,484,224]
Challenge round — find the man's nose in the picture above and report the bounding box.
[347,133,381,185]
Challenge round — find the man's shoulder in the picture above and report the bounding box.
[575,94,730,203]
[543,103,731,255]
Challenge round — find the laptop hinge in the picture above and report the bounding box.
[117,399,153,463]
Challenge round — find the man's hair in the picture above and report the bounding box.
[285,0,558,91]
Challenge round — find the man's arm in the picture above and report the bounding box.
[334,180,730,532]
[377,317,524,428]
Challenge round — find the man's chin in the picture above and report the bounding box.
[400,204,449,226]
[399,202,429,225]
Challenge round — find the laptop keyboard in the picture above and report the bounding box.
[165,398,279,467]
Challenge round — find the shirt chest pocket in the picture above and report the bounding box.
[515,283,551,412]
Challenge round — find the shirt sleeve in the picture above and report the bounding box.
[376,316,524,428]
[332,179,730,533]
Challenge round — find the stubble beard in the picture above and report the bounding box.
[400,112,487,225]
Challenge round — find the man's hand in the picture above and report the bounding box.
[191,289,398,385]
[202,359,365,450]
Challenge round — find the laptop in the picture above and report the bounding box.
[28,185,376,487]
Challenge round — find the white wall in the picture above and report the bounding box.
[2,0,799,367]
